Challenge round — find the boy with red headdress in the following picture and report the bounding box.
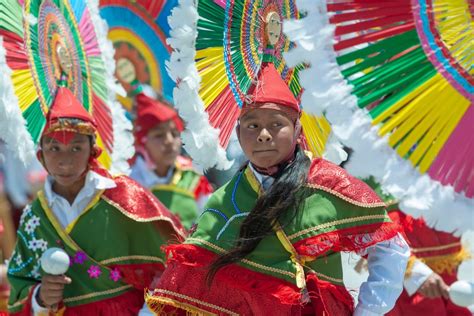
[145,58,410,315]
[7,86,185,315]
[130,92,213,230]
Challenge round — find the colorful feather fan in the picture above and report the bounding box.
[167,0,343,170]
[99,0,177,109]
[0,0,133,174]
[284,0,473,234]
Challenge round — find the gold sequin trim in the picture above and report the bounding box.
[149,289,239,315]
[63,285,132,303]
[100,255,164,265]
[287,214,389,240]
[187,238,296,279]
[411,242,462,253]
[306,183,387,208]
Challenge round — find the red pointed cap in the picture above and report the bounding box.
[134,93,184,143]
[42,87,97,143]
[244,62,300,114]
[48,87,96,125]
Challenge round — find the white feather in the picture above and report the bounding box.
[166,0,233,170]
[283,0,474,234]
[0,37,36,165]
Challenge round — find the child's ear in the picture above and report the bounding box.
[90,145,102,158]
[36,149,48,173]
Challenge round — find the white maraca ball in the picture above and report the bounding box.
[40,248,70,275]
[449,280,474,307]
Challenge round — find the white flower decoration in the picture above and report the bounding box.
[19,204,32,227]
[25,215,41,234]
[14,254,22,266]
[31,262,41,279]
[27,238,47,252]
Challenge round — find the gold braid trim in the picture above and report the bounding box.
[146,290,238,316]
[63,285,132,303]
[405,247,471,277]
[99,255,164,265]
[187,238,296,278]
[305,184,387,208]
[287,214,389,240]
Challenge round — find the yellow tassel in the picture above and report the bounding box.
[406,247,471,277]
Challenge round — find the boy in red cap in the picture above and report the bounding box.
[7,87,185,315]
[130,92,213,230]
[145,59,409,315]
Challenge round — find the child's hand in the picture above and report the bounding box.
[417,273,449,299]
[37,274,72,307]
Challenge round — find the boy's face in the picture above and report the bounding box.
[238,108,295,169]
[144,120,182,169]
[41,134,91,188]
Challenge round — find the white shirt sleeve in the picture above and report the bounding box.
[31,285,49,315]
[138,302,154,316]
[354,233,410,315]
[403,259,434,296]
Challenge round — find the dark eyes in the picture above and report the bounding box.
[246,122,282,129]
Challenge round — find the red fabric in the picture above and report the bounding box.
[295,221,400,257]
[46,87,97,128]
[386,272,471,316]
[150,244,352,315]
[389,210,462,258]
[193,176,214,200]
[110,263,165,291]
[62,289,144,316]
[244,62,300,114]
[134,93,184,144]
[9,284,36,316]
[102,175,186,239]
[307,158,385,205]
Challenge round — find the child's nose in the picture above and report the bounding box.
[257,129,272,142]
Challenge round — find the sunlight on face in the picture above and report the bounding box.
[144,120,182,170]
[41,134,91,188]
[238,109,295,168]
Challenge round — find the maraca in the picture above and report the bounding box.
[449,280,474,307]
[40,247,70,311]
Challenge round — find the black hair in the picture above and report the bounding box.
[206,145,311,284]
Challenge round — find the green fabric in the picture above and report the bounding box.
[7,194,168,312]
[187,166,391,286]
[152,168,202,229]
[363,176,400,212]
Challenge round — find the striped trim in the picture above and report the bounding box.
[411,241,462,253]
[63,285,132,303]
[100,255,165,265]
[287,214,389,240]
[152,184,195,198]
[306,184,387,208]
[150,289,239,315]
[187,238,296,278]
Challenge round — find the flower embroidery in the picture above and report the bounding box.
[28,238,48,252]
[31,262,41,279]
[19,205,32,226]
[87,265,101,279]
[27,215,41,231]
[25,222,34,235]
[109,268,121,282]
[73,251,87,264]
[14,254,22,266]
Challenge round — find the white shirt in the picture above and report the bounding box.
[32,171,153,315]
[404,259,434,296]
[249,166,410,316]
[130,156,174,188]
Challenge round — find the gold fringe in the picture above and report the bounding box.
[146,295,216,316]
[406,247,471,277]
